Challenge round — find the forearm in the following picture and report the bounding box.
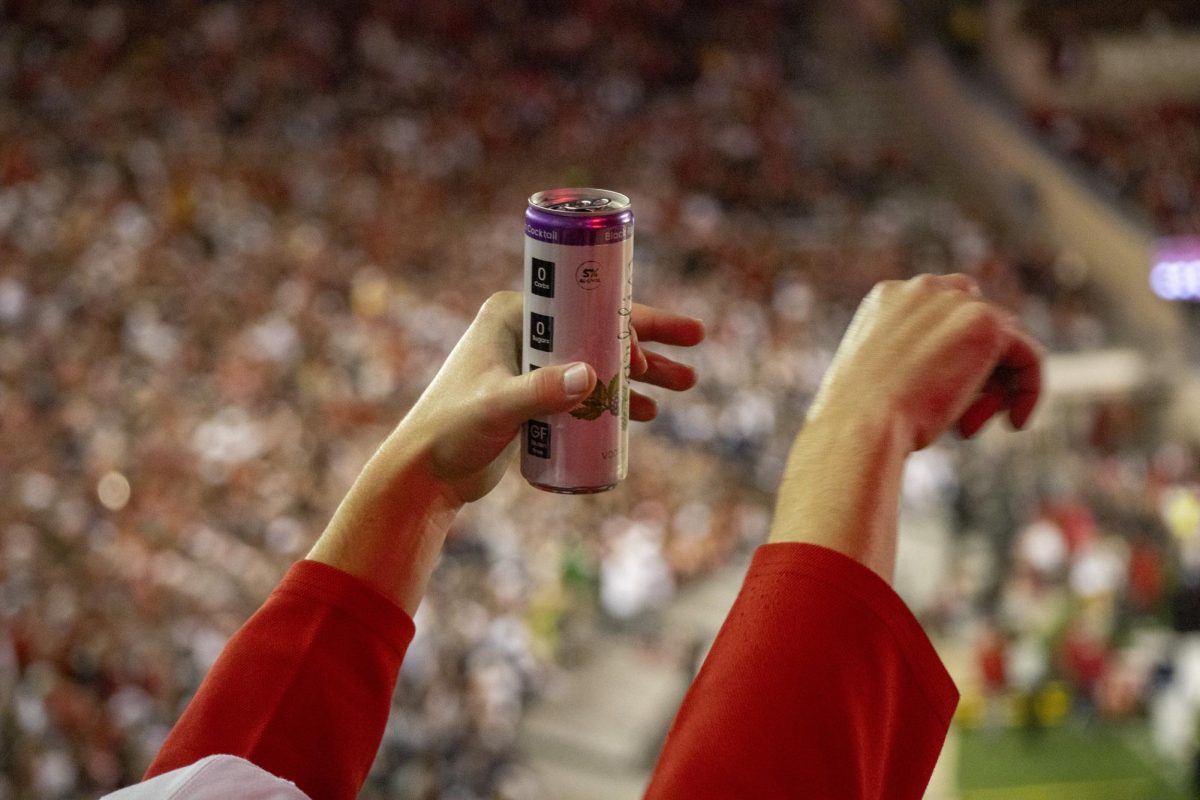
[307,425,462,616]
[768,406,910,583]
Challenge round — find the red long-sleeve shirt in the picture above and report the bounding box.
[147,543,958,799]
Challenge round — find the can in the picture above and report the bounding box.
[521,188,634,493]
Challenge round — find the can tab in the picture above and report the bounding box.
[549,197,612,212]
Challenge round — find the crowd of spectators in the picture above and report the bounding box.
[898,0,1200,780]
[941,408,1170,721]
[978,0,1200,237]
[0,1,1123,797]
[1030,103,1200,236]
[937,401,1200,787]
[1017,1,1200,39]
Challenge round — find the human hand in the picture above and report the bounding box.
[807,273,1042,452]
[769,274,1041,580]
[397,290,705,504]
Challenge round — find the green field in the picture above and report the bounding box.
[958,725,1192,800]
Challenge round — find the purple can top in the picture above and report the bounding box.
[526,188,634,246]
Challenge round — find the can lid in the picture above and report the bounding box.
[529,188,631,216]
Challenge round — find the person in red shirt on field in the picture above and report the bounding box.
[1060,616,1111,721]
[1128,533,1166,613]
[105,272,1041,800]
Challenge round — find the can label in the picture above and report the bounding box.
[521,220,633,492]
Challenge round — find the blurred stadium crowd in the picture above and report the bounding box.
[1030,103,1200,236]
[959,0,1200,237]
[0,1,1196,798]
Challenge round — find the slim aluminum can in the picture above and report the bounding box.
[521,188,634,493]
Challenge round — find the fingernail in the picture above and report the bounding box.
[563,363,590,395]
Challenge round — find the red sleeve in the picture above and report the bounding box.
[645,542,958,800]
[145,559,415,800]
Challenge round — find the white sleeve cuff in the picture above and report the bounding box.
[102,755,310,800]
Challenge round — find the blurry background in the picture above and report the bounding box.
[2,0,1200,798]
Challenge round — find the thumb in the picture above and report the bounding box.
[494,362,596,425]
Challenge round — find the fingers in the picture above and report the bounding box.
[478,296,701,426]
[957,391,1006,438]
[929,273,982,297]
[956,371,1006,438]
[927,276,1040,437]
[630,304,706,346]
[956,324,1043,438]
[627,348,693,420]
[629,325,649,377]
[634,350,698,391]
[997,325,1042,429]
[879,274,1041,441]
[481,293,698,388]
[629,303,701,391]
[629,390,658,422]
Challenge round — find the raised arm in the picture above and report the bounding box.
[646,274,1042,800]
[143,291,703,799]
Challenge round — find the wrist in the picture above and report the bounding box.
[806,383,916,456]
[805,396,913,460]
[374,424,466,512]
[308,432,462,615]
[768,401,910,582]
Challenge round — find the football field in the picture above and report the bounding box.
[958,725,1191,800]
